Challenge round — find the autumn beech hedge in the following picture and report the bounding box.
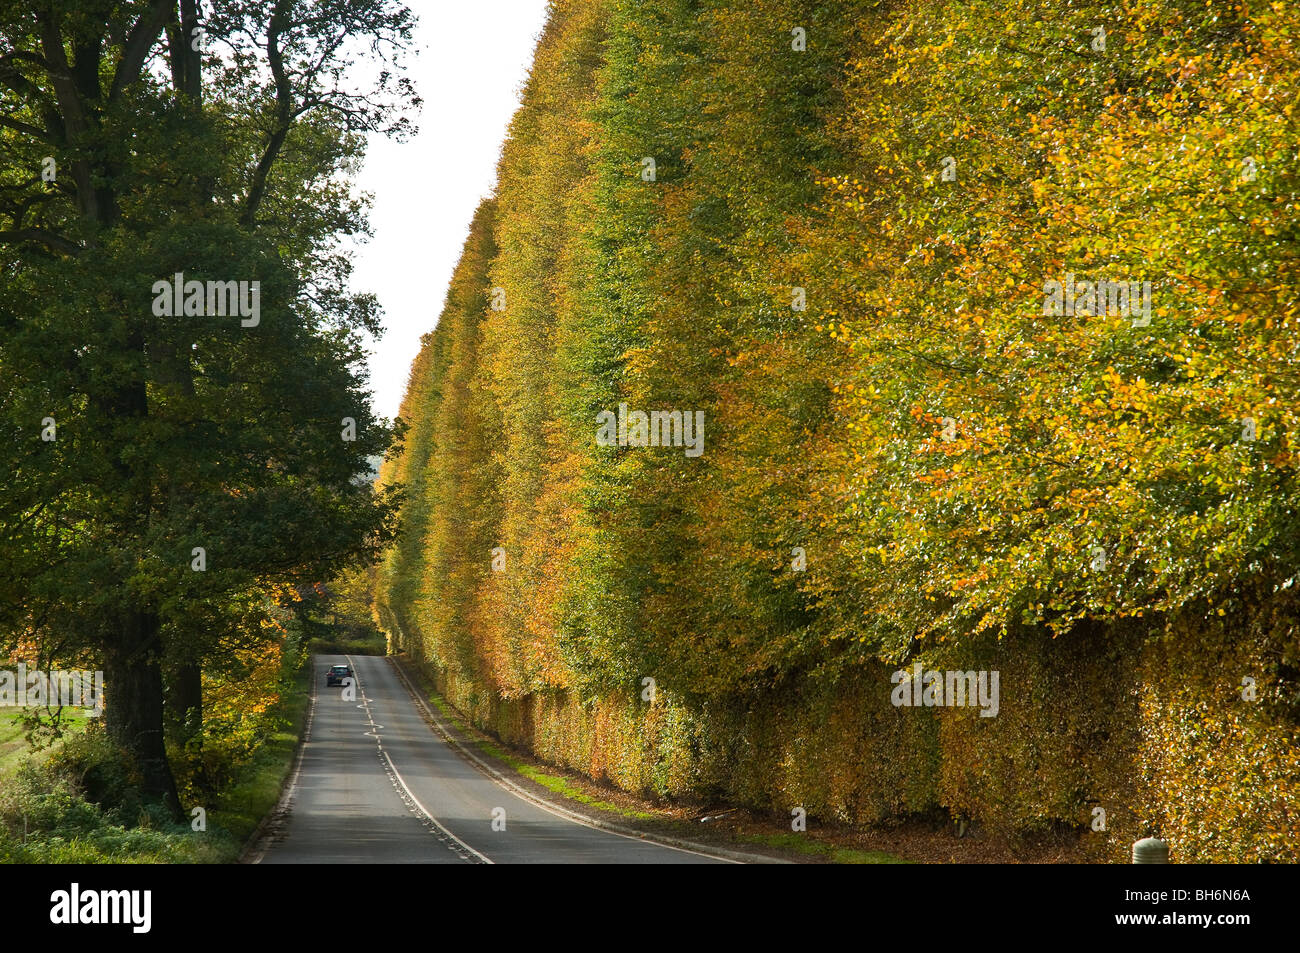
[376,0,1298,859]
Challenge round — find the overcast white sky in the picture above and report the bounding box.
[351,1,553,420]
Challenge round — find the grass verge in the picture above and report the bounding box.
[424,693,654,821]
[737,831,911,864]
[200,647,312,852]
[0,646,311,863]
[405,658,903,862]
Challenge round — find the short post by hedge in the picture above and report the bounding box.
[1132,837,1170,864]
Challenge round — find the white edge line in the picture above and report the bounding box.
[349,655,494,865]
[246,653,319,864]
[386,656,744,864]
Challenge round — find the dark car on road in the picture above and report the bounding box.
[326,664,352,686]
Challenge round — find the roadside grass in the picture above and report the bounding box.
[476,740,657,822]
[415,671,908,863]
[0,729,227,864]
[0,711,27,779]
[423,691,655,821]
[0,708,92,780]
[0,645,312,863]
[199,646,312,852]
[737,831,911,864]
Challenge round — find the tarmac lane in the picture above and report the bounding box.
[256,655,726,864]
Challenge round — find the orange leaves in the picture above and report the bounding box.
[799,0,1300,649]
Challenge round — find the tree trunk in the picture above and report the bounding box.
[169,661,203,737]
[104,609,182,816]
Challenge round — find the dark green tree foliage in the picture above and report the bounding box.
[0,0,415,807]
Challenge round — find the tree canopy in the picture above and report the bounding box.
[1,0,416,807]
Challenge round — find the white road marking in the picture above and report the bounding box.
[386,657,740,863]
[246,656,320,865]
[347,655,493,864]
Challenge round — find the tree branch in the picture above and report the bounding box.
[240,1,293,228]
[0,114,52,141]
[0,57,47,101]
[109,0,174,103]
[0,228,81,255]
[35,11,103,222]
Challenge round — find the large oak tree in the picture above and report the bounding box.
[0,0,416,808]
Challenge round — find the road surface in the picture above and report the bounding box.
[254,655,727,864]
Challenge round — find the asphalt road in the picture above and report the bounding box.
[255,655,726,864]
